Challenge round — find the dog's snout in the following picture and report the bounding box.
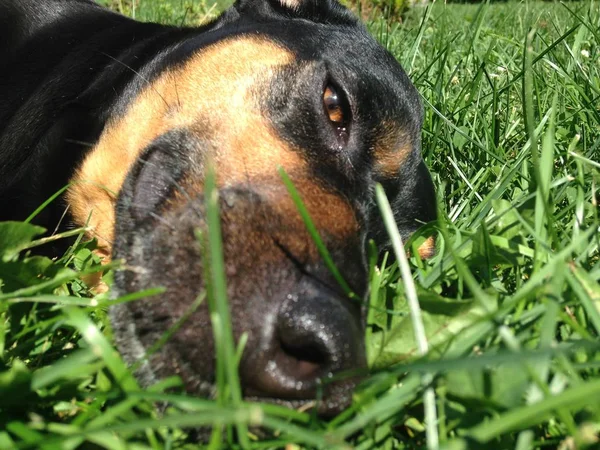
[242,285,365,410]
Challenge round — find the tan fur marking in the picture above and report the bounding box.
[167,172,359,263]
[279,0,302,10]
[278,179,358,239]
[373,124,412,178]
[264,177,359,259]
[417,235,436,260]
[67,37,298,254]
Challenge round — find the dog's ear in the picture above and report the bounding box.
[233,0,357,25]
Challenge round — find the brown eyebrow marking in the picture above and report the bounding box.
[373,123,413,178]
[66,37,299,256]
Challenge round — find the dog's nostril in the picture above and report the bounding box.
[278,334,329,380]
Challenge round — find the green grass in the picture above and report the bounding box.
[1,1,600,449]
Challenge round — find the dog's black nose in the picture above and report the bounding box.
[241,283,365,406]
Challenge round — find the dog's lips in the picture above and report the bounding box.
[242,390,354,417]
[241,368,363,416]
[189,377,357,417]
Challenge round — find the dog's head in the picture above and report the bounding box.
[72,0,436,414]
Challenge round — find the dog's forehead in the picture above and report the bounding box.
[174,17,409,93]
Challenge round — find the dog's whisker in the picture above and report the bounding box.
[148,211,176,230]
[88,229,115,247]
[100,51,171,110]
[64,138,95,148]
[135,157,211,224]
[52,204,71,236]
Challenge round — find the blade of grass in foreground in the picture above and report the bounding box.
[279,166,356,299]
[375,183,439,450]
[328,373,422,440]
[63,307,139,391]
[24,184,71,224]
[202,165,249,448]
[468,378,600,443]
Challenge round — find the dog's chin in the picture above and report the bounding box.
[188,377,357,416]
[181,383,356,443]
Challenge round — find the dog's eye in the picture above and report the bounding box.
[324,85,344,124]
[323,84,350,145]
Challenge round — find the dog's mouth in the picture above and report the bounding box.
[241,372,362,417]
[159,358,361,417]
[183,384,358,442]
[242,388,355,417]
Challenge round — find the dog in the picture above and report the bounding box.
[0,0,436,415]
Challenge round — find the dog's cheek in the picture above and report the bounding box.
[111,206,218,394]
[109,135,211,388]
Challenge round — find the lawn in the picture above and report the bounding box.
[1,1,599,449]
